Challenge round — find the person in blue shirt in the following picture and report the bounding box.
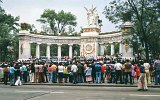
[95,61,102,84]
[9,62,16,86]
[21,63,28,83]
[153,57,160,85]
[137,61,148,91]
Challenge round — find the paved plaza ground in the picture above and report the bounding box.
[0,84,160,100]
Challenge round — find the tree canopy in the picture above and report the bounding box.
[0,6,19,61]
[103,0,160,60]
[37,9,77,36]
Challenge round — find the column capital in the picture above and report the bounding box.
[118,41,123,43]
[109,42,113,44]
[68,44,73,46]
[47,43,51,46]
[57,43,62,46]
[37,42,41,45]
[29,41,33,44]
[99,43,104,45]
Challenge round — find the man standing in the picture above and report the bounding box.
[154,57,160,85]
[30,62,35,83]
[3,64,9,85]
[114,60,123,84]
[90,61,96,83]
[95,62,101,84]
[9,63,16,86]
[51,64,57,83]
[124,59,132,85]
[71,62,78,84]
[15,63,22,86]
[143,60,151,84]
[77,61,84,83]
[21,63,28,83]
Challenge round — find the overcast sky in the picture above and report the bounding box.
[1,0,120,33]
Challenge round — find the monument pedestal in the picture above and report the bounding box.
[80,40,99,58]
[81,25,100,37]
[121,44,134,60]
[80,26,100,58]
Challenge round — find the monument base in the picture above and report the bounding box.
[81,26,100,37]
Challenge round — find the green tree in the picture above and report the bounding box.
[0,7,19,61]
[103,0,160,60]
[37,9,77,36]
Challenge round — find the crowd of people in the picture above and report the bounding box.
[0,57,160,91]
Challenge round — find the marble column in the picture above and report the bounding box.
[36,43,41,59]
[46,43,51,59]
[100,43,104,56]
[119,42,122,54]
[80,44,83,56]
[57,44,62,61]
[19,40,23,59]
[69,44,73,59]
[111,43,115,56]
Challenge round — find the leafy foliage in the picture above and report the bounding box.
[37,9,77,36]
[0,6,19,61]
[103,0,160,60]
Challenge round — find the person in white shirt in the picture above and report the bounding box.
[58,62,64,83]
[71,62,78,84]
[114,60,123,84]
[143,60,151,84]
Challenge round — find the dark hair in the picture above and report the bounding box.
[126,59,130,62]
[59,62,62,65]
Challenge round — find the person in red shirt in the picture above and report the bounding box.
[134,63,140,82]
[101,63,106,83]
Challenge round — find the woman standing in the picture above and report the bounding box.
[134,63,140,82]
[131,64,136,84]
[3,64,9,85]
[137,62,148,91]
[85,64,92,84]
[58,62,64,83]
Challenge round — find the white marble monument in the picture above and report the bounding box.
[18,6,134,60]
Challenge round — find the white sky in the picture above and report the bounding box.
[1,0,120,33]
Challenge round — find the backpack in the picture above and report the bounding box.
[63,66,68,74]
[125,63,132,72]
[95,64,101,72]
[140,65,145,73]
[48,67,53,72]
[3,67,8,73]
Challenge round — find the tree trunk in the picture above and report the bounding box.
[143,35,149,61]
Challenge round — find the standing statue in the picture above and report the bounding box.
[85,6,99,26]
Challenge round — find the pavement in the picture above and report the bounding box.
[1,82,160,88]
[24,82,160,88]
[1,85,160,100]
